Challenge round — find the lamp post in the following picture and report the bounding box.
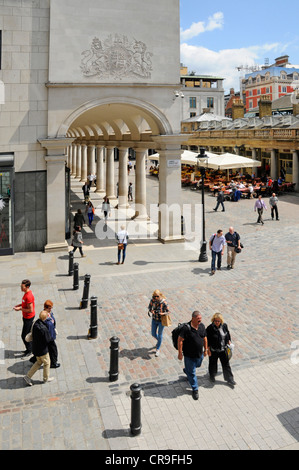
[196,148,208,262]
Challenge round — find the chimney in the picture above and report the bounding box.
[232,98,244,120]
[259,95,272,118]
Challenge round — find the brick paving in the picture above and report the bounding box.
[0,167,299,450]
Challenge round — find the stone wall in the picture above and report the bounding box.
[0,0,50,172]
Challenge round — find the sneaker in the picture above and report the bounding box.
[155,350,160,357]
[43,377,55,384]
[24,375,32,386]
[211,270,215,275]
[227,265,231,270]
[192,390,199,400]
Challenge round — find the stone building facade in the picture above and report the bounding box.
[0,0,185,255]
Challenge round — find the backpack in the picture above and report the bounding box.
[171,322,191,350]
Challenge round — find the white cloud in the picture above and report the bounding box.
[180,12,224,41]
[180,42,282,92]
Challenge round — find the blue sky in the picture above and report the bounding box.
[180,0,299,93]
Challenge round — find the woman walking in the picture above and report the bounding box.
[148,290,170,357]
[85,201,94,227]
[102,196,111,224]
[206,313,236,386]
[72,226,85,257]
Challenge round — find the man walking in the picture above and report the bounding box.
[13,279,35,358]
[128,182,133,201]
[225,227,241,270]
[213,188,225,212]
[178,311,208,400]
[254,195,267,225]
[209,229,226,275]
[269,193,279,221]
[23,310,54,386]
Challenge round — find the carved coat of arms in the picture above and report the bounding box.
[80,34,153,80]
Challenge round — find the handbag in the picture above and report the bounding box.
[161,314,172,327]
[225,343,234,361]
[118,243,124,250]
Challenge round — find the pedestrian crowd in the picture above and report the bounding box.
[13,280,60,386]
[146,289,236,400]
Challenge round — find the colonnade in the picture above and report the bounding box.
[66,142,149,219]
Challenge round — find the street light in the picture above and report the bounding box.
[196,147,208,262]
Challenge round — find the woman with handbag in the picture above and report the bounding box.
[148,290,170,357]
[116,225,129,264]
[206,313,236,386]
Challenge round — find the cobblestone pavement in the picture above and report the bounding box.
[0,167,298,451]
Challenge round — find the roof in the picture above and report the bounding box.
[182,112,231,123]
[180,74,224,80]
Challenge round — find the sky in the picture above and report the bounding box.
[180,0,299,94]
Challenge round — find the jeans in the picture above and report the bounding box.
[215,200,225,211]
[184,354,204,391]
[88,212,93,225]
[211,250,222,271]
[151,319,165,350]
[271,205,279,220]
[117,243,127,263]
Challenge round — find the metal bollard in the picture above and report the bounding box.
[73,262,79,290]
[109,336,119,382]
[68,251,74,276]
[80,274,91,309]
[130,383,142,436]
[88,296,98,339]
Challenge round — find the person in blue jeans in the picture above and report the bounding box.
[178,311,208,400]
[148,290,170,357]
[209,229,226,275]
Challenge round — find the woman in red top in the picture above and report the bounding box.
[13,279,35,357]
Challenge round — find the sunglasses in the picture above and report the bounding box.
[153,295,160,298]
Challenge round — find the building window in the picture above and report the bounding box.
[190,112,196,118]
[249,101,253,109]
[189,97,196,108]
[282,86,287,93]
[207,97,214,108]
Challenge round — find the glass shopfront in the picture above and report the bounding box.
[0,157,14,255]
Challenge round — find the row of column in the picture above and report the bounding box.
[66,143,148,219]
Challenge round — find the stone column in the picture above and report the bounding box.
[133,148,148,219]
[95,145,105,194]
[118,147,129,208]
[251,148,257,160]
[106,146,116,200]
[270,149,278,180]
[87,144,96,176]
[152,135,186,243]
[38,138,75,252]
[68,144,73,172]
[71,143,77,176]
[292,150,299,190]
[76,144,82,179]
[81,143,88,182]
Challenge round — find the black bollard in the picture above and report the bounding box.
[109,336,119,382]
[68,251,74,276]
[130,383,142,436]
[88,296,98,339]
[73,262,79,290]
[80,274,91,309]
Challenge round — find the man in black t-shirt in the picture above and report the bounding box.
[178,311,207,400]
